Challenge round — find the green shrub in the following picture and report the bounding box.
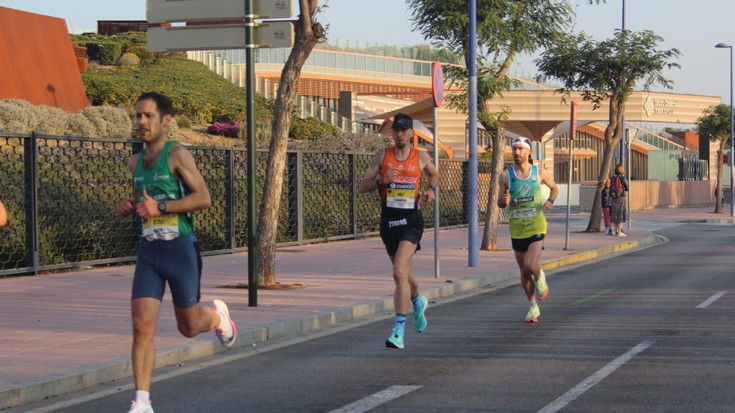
[289,116,339,140]
[175,116,192,129]
[0,99,132,138]
[34,105,69,135]
[0,99,36,132]
[80,106,132,138]
[82,54,249,123]
[126,45,154,64]
[65,114,96,137]
[81,42,123,65]
[116,52,140,66]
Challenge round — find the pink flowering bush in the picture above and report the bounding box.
[207,122,241,138]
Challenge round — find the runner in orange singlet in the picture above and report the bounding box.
[358,113,439,349]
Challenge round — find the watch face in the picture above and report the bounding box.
[158,202,166,212]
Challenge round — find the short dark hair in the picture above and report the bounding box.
[391,113,413,130]
[137,92,175,117]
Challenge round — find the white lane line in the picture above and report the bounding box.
[328,385,422,413]
[537,340,654,413]
[696,291,727,309]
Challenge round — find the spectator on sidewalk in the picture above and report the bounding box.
[600,179,612,235]
[610,164,629,237]
[498,136,558,323]
[115,92,236,413]
[357,113,439,349]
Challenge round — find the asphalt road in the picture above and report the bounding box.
[20,223,735,413]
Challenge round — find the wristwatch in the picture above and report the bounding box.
[430,184,438,191]
[158,201,168,214]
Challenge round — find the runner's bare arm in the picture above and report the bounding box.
[358,149,385,193]
[0,200,7,227]
[162,143,212,214]
[419,151,439,203]
[540,167,559,209]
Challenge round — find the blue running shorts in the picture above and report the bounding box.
[132,234,202,308]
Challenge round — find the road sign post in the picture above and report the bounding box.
[431,62,443,278]
[146,0,294,306]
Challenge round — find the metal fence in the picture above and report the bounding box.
[0,133,504,276]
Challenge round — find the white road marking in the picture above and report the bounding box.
[328,385,422,413]
[695,291,727,309]
[536,340,654,413]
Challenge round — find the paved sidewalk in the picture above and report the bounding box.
[0,206,731,409]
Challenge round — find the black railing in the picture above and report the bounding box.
[0,133,501,276]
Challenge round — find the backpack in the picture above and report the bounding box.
[610,176,623,198]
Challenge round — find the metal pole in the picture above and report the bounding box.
[245,0,258,306]
[433,105,441,278]
[619,0,627,166]
[730,46,734,218]
[564,102,575,251]
[467,0,479,267]
[627,129,632,230]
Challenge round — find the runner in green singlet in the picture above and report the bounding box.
[115,92,236,413]
[498,137,558,323]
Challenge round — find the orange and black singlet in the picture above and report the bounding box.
[379,147,422,213]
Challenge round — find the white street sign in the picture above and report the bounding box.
[147,0,293,24]
[254,22,294,48]
[147,23,294,52]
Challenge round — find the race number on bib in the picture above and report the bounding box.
[386,183,416,209]
[513,208,537,219]
[143,214,179,240]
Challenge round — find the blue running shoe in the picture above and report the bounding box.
[413,296,428,333]
[385,328,404,349]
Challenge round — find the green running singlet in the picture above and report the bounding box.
[133,140,193,240]
[507,164,547,239]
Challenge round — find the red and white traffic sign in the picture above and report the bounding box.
[431,61,444,108]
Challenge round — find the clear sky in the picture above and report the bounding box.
[2,0,733,104]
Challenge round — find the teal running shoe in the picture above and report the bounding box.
[524,304,540,323]
[385,328,404,349]
[413,295,428,333]
[535,269,549,301]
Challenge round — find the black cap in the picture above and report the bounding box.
[391,113,413,130]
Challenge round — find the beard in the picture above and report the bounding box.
[394,140,406,149]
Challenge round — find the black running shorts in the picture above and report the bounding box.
[511,233,545,252]
[379,210,424,256]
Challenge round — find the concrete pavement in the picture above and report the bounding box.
[0,206,731,409]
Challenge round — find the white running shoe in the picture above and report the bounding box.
[617,232,627,237]
[127,400,154,413]
[213,299,237,348]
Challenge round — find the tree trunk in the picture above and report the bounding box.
[256,0,322,286]
[586,95,624,232]
[480,127,506,251]
[715,142,724,213]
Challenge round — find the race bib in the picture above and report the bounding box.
[386,183,416,209]
[513,208,537,219]
[142,214,179,240]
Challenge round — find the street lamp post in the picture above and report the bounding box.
[715,43,735,218]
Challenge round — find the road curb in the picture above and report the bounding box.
[0,234,660,410]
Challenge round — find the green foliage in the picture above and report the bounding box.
[698,104,732,145]
[176,116,192,129]
[116,52,141,66]
[535,29,681,110]
[0,99,131,138]
[83,54,248,124]
[289,116,339,140]
[79,41,123,65]
[125,45,155,64]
